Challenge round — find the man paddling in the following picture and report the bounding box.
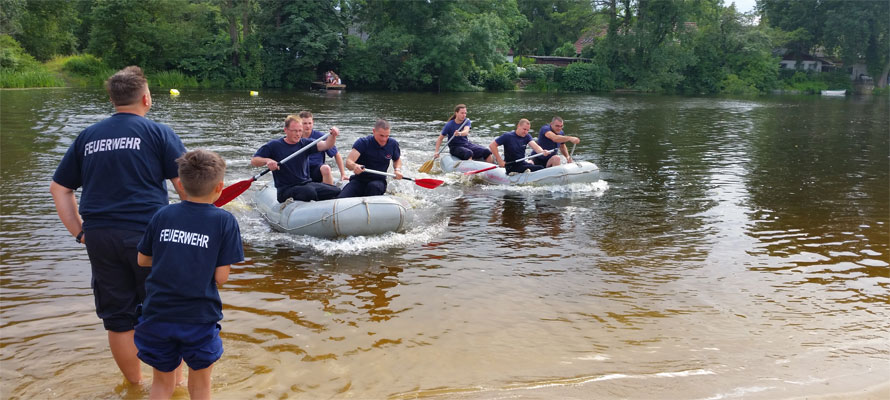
[50,66,187,385]
[251,115,340,202]
[534,116,580,167]
[299,110,347,185]
[489,118,550,174]
[338,119,402,198]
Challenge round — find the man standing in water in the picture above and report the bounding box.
[534,116,580,168]
[50,66,187,384]
[299,111,347,185]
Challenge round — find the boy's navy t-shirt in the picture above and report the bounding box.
[352,135,400,182]
[138,201,244,324]
[537,124,564,151]
[52,113,186,231]
[494,131,532,163]
[253,137,320,187]
[440,119,471,148]
[307,129,338,167]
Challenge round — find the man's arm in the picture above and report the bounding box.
[137,252,152,267]
[50,181,85,244]
[529,140,547,155]
[489,141,504,167]
[316,127,339,151]
[215,265,231,285]
[544,131,580,144]
[251,156,279,170]
[345,149,363,175]
[334,153,348,181]
[393,158,403,180]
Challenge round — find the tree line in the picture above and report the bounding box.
[1,0,887,93]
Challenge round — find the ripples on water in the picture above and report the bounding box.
[1,89,887,399]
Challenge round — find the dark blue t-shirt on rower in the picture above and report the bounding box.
[52,112,186,231]
[253,137,320,187]
[494,131,532,163]
[352,135,400,182]
[137,201,244,324]
[440,119,471,149]
[537,124,565,152]
[307,129,338,167]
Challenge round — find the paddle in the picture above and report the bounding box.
[214,132,331,207]
[418,118,470,173]
[463,149,554,175]
[360,168,444,189]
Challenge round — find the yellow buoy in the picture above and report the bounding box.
[249,91,259,96]
[169,89,180,95]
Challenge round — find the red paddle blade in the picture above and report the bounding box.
[413,178,444,189]
[214,178,255,207]
[464,165,497,175]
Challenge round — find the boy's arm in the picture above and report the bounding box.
[215,265,231,285]
[137,252,152,267]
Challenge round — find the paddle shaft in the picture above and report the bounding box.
[359,168,444,189]
[215,131,332,207]
[467,149,554,175]
[360,168,415,181]
[436,118,470,154]
[252,132,331,179]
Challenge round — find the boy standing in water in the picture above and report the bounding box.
[136,149,244,399]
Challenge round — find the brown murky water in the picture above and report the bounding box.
[1,89,887,399]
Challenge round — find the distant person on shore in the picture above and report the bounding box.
[251,115,341,202]
[136,149,244,399]
[50,65,187,385]
[338,119,402,198]
[433,104,493,163]
[489,118,549,174]
[534,116,580,167]
[299,111,347,185]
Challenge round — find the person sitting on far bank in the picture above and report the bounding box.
[534,116,580,167]
[433,104,493,163]
[338,119,402,198]
[252,115,340,203]
[136,149,244,400]
[299,110,347,185]
[489,118,550,174]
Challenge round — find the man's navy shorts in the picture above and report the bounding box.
[84,228,150,332]
[309,163,324,183]
[135,320,223,372]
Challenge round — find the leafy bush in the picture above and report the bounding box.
[62,54,109,76]
[552,41,577,57]
[0,35,39,72]
[514,56,535,67]
[522,64,558,82]
[483,63,517,91]
[720,74,760,95]
[0,69,64,88]
[149,70,200,89]
[560,62,614,92]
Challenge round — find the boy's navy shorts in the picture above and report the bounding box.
[83,228,150,332]
[135,319,223,372]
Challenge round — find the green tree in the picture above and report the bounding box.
[516,0,595,56]
[10,0,79,61]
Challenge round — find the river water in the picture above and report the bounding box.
[1,89,887,399]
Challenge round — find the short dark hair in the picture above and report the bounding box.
[299,110,313,119]
[551,116,564,124]
[105,66,147,106]
[374,119,391,130]
[176,150,226,197]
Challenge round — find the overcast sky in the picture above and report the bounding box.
[729,0,757,13]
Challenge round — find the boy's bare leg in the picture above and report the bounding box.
[149,368,176,399]
[187,365,214,400]
[108,330,142,384]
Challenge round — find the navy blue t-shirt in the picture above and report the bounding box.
[494,131,533,163]
[352,135,400,182]
[138,201,244,324]
[52,113,186,231]
[307,129,338,167]
[537,124,565,151]
[440,119,471,149]
[253,137,320,187]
